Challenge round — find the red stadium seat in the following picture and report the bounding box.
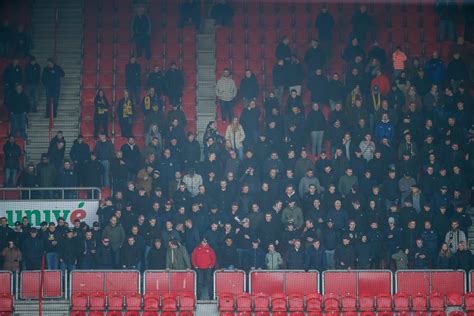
[89,291,106,310]
[270,293,287,312]
[412,293,427,311]
[0,295,12,312]
[124,292,142,310]
[161,293,178,311]
[254,293,270,311]
[430,312,446,316]
[287,293,304,311]
[376,293,392,311]
[306,293,322,312]
[88,312,105,316]
[236,293,252,312]
[254,312,270,316]
[218,293,235,312]
[360,313,376,316]
[107,292,124,311]
[179,292,195,311]
[106,312,122,316]
[465,292,474,311]
[358,294,375,311]
[289,312,305,316]
[143,292,159,311]
[446,293,463,306]
[71,293,88,311]
[220,313,235,316]
[236,312,251,316]
[70,312,86,316]
[323,293,340,311]
[429,292,445,311]
[342,312,358,316]
[413,312,428,316]
[179,312,194,316]
[307,313,323,316]
[142,312,159,316]
[448,312,465,316]
[341,293,356,311]
[123,312,140,316]
[393,293,410,311]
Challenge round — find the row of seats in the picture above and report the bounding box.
[71,292,195,312]
[219,312,471,316]
[218,292,470,313]
[70,311,191,316]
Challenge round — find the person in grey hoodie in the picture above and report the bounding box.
[215,68,237,122]
[265,243,282,269]
[298,169,323,198]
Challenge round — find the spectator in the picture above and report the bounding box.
[78,230,97,269]
[315,5,335,54]
[304,39,326,72]
[36,154,57,198]
[272,59,286,106]
[239,69,259,107]
[225,117,245,160]
[308,68,328,104]
[3,135,21,187]
[125,56,141,106]
[265,243,283,270]
[305,239,327,271]
[275,35,291,62]
[82,153,104,190]
[1,240,21,272]
[239,100,260,147]
[211,0,234,27]
[166,239,191,269]
[436,0,457,42]
[286,55,304,96]
[24,56,40,113]
[147,239,166,269]
[165,62,184,108]
[436,242,452,268]
[2,57,22,103]
[216,68,237,122]
[41,58,64,118]
[59,229,78,272]
[192,238,216,299]
[93,89,110,138]
[180,0,201,29]
[94,133,115,187]
[70,135,90,185]
[350,5,372,45]
[21,228,43,270]
[132,7,151,60]
[452,241,472,272]
[95,237,114,269]
[13,24,30,57]
[334,235,355,270]
[392,46,407,78]
[0,20,13,57]
[117,90,134,138]
[424,51,445,85]
[368,40,387,66]
[147,65,165,108]
[445,219,467,254]
[286,239,305,269]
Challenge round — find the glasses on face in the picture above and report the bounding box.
[103,240,110,243]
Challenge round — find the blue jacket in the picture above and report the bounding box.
[375,121,394,142]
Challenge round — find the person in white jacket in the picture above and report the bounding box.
[216,68,237,122]
[225,117,245,159]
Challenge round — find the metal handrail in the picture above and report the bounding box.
[0,187,102,200]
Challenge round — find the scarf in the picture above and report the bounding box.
[372,92,381,111]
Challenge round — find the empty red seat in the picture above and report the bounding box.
[358,294,375,311]
[431,312,446,316]
[89,292,106,311]
[254,293,270,311]
[142,312,159,316]
[179,312,194,316]
[342,312,357,316]
[324,293,340,311]
[413,312,428,316]
[106,312,122,316]
[306,293,322,312]
[254,312,270,316]
[270,293,287,312]
[341,293,356,311]
[88,312,104,316]
[360,313,376,316]
[289,312,305,316]
[446,293,463,306]
[236,293,252,312]
[465,292,474,311]
[143,292,159,311]
[70,312,86,316]
[393,293,410,311]
[287,293,304,311]
[376,294,392,311]
[107,292,124,311]
[448,312,465,316]
[219,312,235,316]
[161,293,177,311]
[180,292,195,311]
[236,312,251,316]
[124,292,142,311]
[123,312,140,316]
[71,293,88,311]
[0,295,12,312]
[218,293,235,312]
[412,293,427,311]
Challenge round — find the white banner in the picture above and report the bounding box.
[0,200,100,227]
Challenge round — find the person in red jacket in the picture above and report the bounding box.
[191,238,216,299]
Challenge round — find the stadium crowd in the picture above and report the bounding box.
[1,0,474,299]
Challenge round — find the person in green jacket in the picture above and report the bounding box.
[102,216,125,268]
[166,240,191,270]
[265,243,283,270]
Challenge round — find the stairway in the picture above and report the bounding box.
[196,18,216,140]
[26,0,83,163]
[14,299,70,316]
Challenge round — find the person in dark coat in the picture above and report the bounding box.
[78,230,97,269]
[244,240,265,271]
[2,57,22,103]
[452,241,472,272]
[239,70,259,106]
[286,239,306,269]
[305,239,327,271]
[350,5,373,45]
[132,7,151,60]
[95,237,114,269]
[93,89,110,138]
[82,153,105,189]
[56,160,77,198]
[59,229,79,272]
[121,137,142,180]
[121,236,141,269]
[315,5,335,53]
[334,235,355,269]
[147,239,167,269]
[7,84,29,140]
[41,58,64,118]
[355,234,372,269]
[3,135,21,187]
[304,39,326,72]
[275,36,291,62]
[36,154,57,199]
[413,238,430,269]
[125,56,141,105]
[239,100,260,146]
[21,228,44,270]
[69,135,90,185]
[24,55,40,112]
[219,237,238,269]
[165,62,184,107]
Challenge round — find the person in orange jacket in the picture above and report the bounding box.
[191,238,216,299]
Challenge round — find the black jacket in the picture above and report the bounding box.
[286,247,306,269]
[7,90,30,114]
[147,246,167,269]
[334,243,355,269]
[239,74,259,100]
[24,62,41,85]
[59,237,79,265]
[41,65,64,91]
[125,62,141,87]
[3,141,21,169]
[120,242,141,268]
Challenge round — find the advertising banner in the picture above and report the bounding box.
[0,200,99,227]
